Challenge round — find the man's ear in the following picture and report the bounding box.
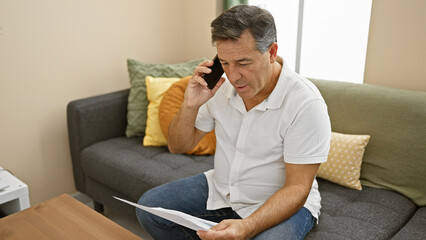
[268,43,278,63]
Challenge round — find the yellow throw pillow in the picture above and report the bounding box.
[143,76,181,146]
[317,132,370,190]
[159,76,216,155]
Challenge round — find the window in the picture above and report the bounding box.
[249,0,372,83]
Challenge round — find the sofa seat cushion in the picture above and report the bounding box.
[392,207,426,240]
[80,137,214,201]
[306,178,417,240]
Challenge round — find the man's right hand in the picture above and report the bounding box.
[168,60,225,154]
[183,60,225,109]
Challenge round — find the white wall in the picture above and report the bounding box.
[0,0,217,205]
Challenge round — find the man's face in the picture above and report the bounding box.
[216,31,273,102]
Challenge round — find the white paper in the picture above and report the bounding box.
[113,196,217,231]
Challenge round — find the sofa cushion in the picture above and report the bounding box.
[125,58,206,137]
[80,137,214,201]
[392,207,426,240]
[306,178,417,240]
[311,79,426,206]
[143,76,181,146]
[317,132,370,190]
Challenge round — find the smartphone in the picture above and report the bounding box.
[204,55,224,89]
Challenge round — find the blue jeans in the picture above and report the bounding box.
[136,174,315,240]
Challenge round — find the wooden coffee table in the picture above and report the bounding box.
[0,193,142,239]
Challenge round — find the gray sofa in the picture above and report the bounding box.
[67,79,426,239]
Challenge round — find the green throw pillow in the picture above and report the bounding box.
[126,58,206,137]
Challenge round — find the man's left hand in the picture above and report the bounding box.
[197,219,253,240]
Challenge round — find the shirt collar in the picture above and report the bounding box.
[264,62,295,110]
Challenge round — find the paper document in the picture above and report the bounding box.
[113,196,217,231]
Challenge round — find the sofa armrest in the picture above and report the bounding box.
[67,89,130,192]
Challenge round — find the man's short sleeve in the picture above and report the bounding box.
[283,99,331,164]
[195,103,215,133]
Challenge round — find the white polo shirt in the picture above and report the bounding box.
[195,63,331,220]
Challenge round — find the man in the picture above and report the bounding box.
[137,5,331,240]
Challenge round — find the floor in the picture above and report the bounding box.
[72,192,153,240]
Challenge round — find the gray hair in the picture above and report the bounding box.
[211,5,277,53]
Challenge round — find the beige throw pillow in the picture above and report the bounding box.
[317,132,370,190]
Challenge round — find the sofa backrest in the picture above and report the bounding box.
[311,79,426,207]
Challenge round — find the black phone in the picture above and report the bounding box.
[204,55,224,89]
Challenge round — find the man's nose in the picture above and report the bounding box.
[227,65,241,82]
